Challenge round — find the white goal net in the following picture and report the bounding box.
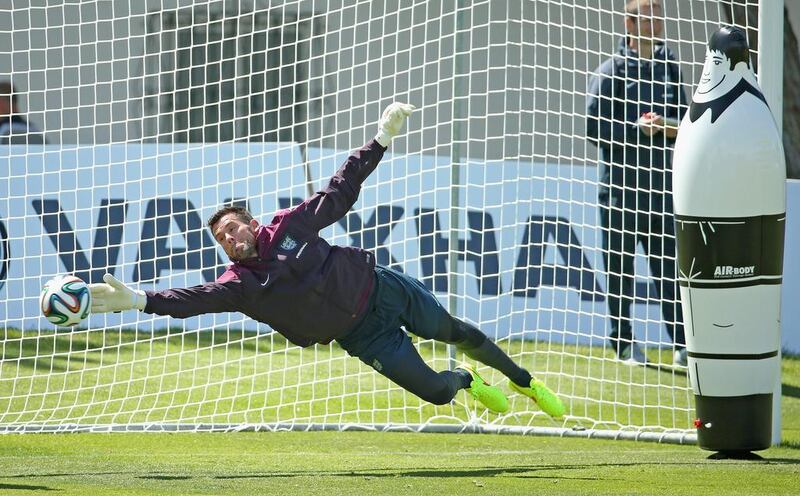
[0,0,768,440]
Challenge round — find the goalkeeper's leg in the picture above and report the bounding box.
[436,314,565,418]
[336,267,507,412]
[375,265,529,386]
[340,328,508,412]
[373,265,565,418]
[356,267,564,417]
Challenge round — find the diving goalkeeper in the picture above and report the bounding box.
[88,102,564,417]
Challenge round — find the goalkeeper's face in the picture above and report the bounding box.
[212,213,260,261]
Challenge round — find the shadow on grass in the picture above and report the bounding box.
[2,327,287,362]
[139,475,191,480]
[1,357,70,374]
[212,458,800,480]
[782,383,800,399]
[744,458,800,464]
[7,472,131,479]
[214,465,604,480]
[0,483,57,491]
[7,457,798,485]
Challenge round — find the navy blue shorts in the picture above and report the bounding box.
[336,265,448,373]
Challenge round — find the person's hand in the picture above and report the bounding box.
[638,111,664,136]
[375,102,416,147]
[89,273,147,313]
[662,116,681,138]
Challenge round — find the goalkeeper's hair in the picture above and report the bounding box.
[207,205,254,230]
[625,0,662,16]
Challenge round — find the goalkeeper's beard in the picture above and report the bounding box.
[232,241,256,261]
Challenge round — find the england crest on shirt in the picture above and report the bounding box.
[279,234,298,251]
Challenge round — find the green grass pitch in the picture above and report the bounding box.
[1,328,798,495]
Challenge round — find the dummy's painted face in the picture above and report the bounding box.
[696,49,739,98]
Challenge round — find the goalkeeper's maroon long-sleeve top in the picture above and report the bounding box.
[143,139,386,347]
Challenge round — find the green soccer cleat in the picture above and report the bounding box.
[509,378,566,419]
[458,363,509,414]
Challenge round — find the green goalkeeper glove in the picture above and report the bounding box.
[89,273,147,313]
[375,102,415,147]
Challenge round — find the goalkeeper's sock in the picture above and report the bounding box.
[439,315,532,388]
[458,335,531,387]
[509,370,533,390]
[453,367,474,390]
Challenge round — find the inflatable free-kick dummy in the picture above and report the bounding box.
[672,25,786,456]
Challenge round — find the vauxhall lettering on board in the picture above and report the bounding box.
[29,197,606,300]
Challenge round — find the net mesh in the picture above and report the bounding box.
[0,0,762,436]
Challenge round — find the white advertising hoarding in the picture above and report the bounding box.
[1,145,797,353]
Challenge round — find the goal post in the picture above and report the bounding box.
[0,0,781,443]
[756,0,785,448]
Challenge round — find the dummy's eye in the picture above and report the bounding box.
[714,60,720,66]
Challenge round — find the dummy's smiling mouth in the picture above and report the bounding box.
[697,74,726,94]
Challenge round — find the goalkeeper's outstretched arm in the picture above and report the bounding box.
[292,102,415,232]
[89,273,243,318]
[89,102,415,323]
[89,274,147,313]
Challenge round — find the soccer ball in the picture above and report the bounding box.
[40,275,91,326]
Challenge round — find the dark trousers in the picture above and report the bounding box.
[599,196,685,349]
[337,266,528,405]
[337,266,461,405]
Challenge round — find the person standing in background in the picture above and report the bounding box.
[0,80,46,145]
[585,0,688,366]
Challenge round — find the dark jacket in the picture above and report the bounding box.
[586,37,688,207]
[144,139,386,347]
